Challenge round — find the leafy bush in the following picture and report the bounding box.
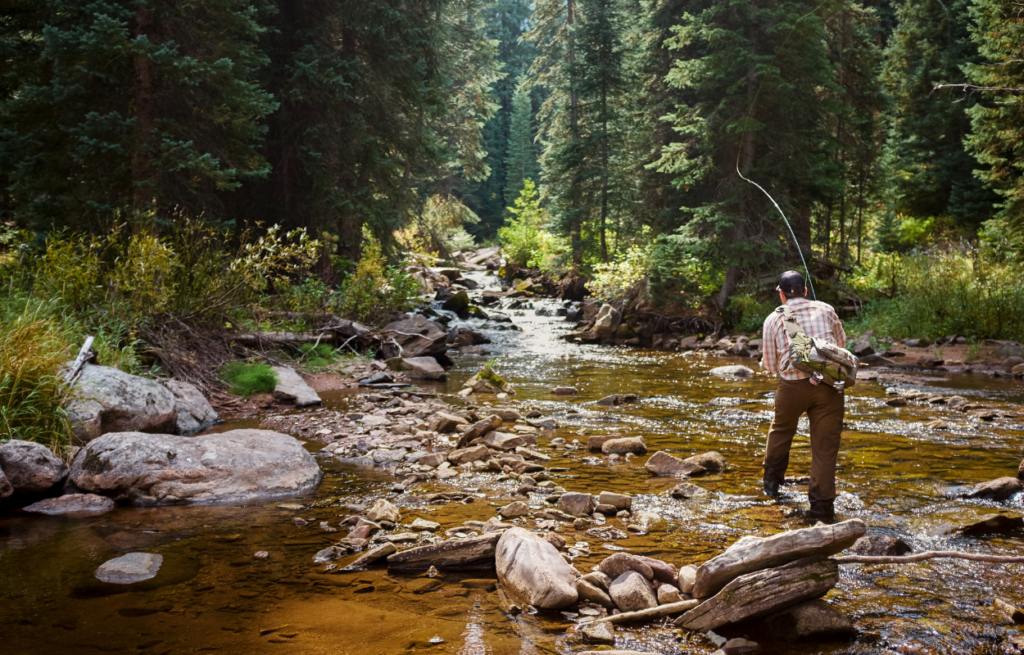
[333,238,420,326]
[588,244,652,302]
[727,293,778,334]
[499,180,565,270]
[219,361,278,397]
[0,312,71,452]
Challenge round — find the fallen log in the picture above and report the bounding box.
[230,319,374,350]
[692,518,864,598]
[591,599,699,625]
[386,532,502,570]
[676,555,838,632]
[834,551,1024,565]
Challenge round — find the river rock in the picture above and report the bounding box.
[270,366,321,407]
[677,565,697,595]
[577,578,614,607]
[95,552,163,584]
[947,395,969,410]
[448,445,490,465]
[670,483,708,499]
[498,501,530,519]
[387,531,502,570]
[0,469,12,503]
[557,492,596,516]
[381,315,449,359]
[593,304,622,339]
[458,415,503,448]
[496,527,579,609]
[692,519,866,598]
[995,598,1024,624]
[551,386,578,395]
[410,518,441,531]
[598,491,632,511]
[483,431,526,451]
[645,451,706,477]
[851,331,874,357]
[685,451,726,474]
[67,429,322,505]
[609,571,657,612]
[493,408,522,422]
[583,571,612,590]
[598,553,654,581]
[22,493,115,515]
[677,556,839,631]
[581,621,615,644]
[602,437,648,456]
[587,435,622,452]
[0,439,68,494]
[959,514,1024,535]
[637,556,678,584]
[367,499,402,522]
[752,599,856,641]
[428,412,467,433]
[658,583,683,604]
[344,543,397,570]
[954,477,1024,501]
[709,365,753,378]
[386,356,447,381]
[848,534,912,557]
[442,289,471,318]
[596,393,640,406]
[447,327,491,348]
[162,379,219,434]
[67,363,178,442]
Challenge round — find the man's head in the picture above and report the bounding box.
[777,270,807,302]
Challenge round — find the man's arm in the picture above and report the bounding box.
[761,314,780,376]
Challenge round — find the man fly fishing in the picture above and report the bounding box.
[760,270,855,520]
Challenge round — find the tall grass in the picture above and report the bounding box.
[851,244,1024,341]
[0,313,72,453]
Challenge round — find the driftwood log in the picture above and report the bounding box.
[676,555,838,632]
[386,532,501,570]
[230,318,373,350]
[591,599,699,625]
[692,519,865,598]
[63,336,95,384]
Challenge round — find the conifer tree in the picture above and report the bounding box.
[504,83,541,208]
[963,0,1024,236]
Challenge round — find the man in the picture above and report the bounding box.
[760,270,847,519]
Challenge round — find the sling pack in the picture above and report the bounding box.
[779,304,859,389]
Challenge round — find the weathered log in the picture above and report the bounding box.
[692,519,865,598]
[230,321,372,350]
[591,599,699,625]
[64,336,95,384]
[676,556,838,632]
[386,532,501,570]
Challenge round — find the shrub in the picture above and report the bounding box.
[297,343,339,369]
[588,244,652,302]
[0,313,71,452]
[333,238,420,326]
[498,180,565,269]
[219,361,278,397]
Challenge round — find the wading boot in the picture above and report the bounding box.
[808,500,835,520]
[763,478,780,498]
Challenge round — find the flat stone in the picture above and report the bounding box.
[645,451,706,477]
[428,412,468,433]
[386,356,446,381]
[411,518,440,531]
[498,501,530,519]
[482,431,526,451]
[448,445,490,465]
[598,491,632,511]
[271,365,321,407]
[670,483,708,499]
[581,621,615,644]
[22,493,115,516]
[344,543,397,570]
[601,437,647,456]
[95,552,163,584]
[387,532,502,570]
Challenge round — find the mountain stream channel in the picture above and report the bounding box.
[1,271,1023,655]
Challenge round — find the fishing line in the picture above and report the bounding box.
[733,0,835,301]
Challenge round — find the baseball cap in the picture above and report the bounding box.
[777,270,805,296]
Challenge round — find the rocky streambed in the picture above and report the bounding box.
[1,271,1024,655]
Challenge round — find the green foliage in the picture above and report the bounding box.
[504,83,542,208]
[588,244,651,302]
[727,294,779,334]
[849,244,1024,341]
[219,361,278,397]
[498,179,566,270]
[333,238,420,326]
[0,312,72,453]
[296,343,339,370]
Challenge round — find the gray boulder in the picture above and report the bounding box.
[710,365,754,378]
[645,451,706,477]
[0,469,12,503]
[270,366,321,408]
[380,315,449,359]
[386,356,447,381]
[496,527,579,610]
[66,429,322,505]
[22,493,115,515]
[67,364,177,442]
[95,552,162,584]
[609,570,657,612]
[162,379,218,434]
[0,439,68,494]
[593,304,623,339]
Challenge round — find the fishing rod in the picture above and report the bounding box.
[734,0,837,301]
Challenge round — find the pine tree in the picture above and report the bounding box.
[880,0,995,226]
[964,0,1024,236]
[504,83,541,208]
[0,0,276,229]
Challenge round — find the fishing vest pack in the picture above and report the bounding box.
[778,304,859,389]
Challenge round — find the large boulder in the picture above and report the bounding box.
[161,379,218,434]
[66,429,322,505]
[271,366,321,407]
[380,315,449,359]
[593,304,623,340]
[0,439,68,494]
[442,289,472,318]
[608,571,657,612]
[385,356,446,381]
[496,527,579,610]
[66,364,177,442]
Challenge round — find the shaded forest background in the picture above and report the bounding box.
[2,0,1023,337]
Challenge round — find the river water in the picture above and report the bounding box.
[2,273,1023,655]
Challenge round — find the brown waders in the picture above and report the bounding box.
[763,378,845,514]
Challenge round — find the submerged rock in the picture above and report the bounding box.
[709,365,754,378]
[848,534,911,557]
[496,527,579,609]
[0,439,68,495]
[954,477,1024,502]
[22,493,115,516]
[67,429,322,505]
[958,514,1024,536]
[596,393,640,406]
[685,451,727,474]
[67,363,178,442]
[670,483,708,499]
[271,365,322,408]
[95,552,163,584]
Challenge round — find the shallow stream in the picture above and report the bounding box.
[2,274,1023,654]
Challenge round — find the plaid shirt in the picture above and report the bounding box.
[761,297,846,379]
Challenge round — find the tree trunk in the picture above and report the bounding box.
[132,7,156,214]
[600,87,609,263]
[566,0,583,269]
